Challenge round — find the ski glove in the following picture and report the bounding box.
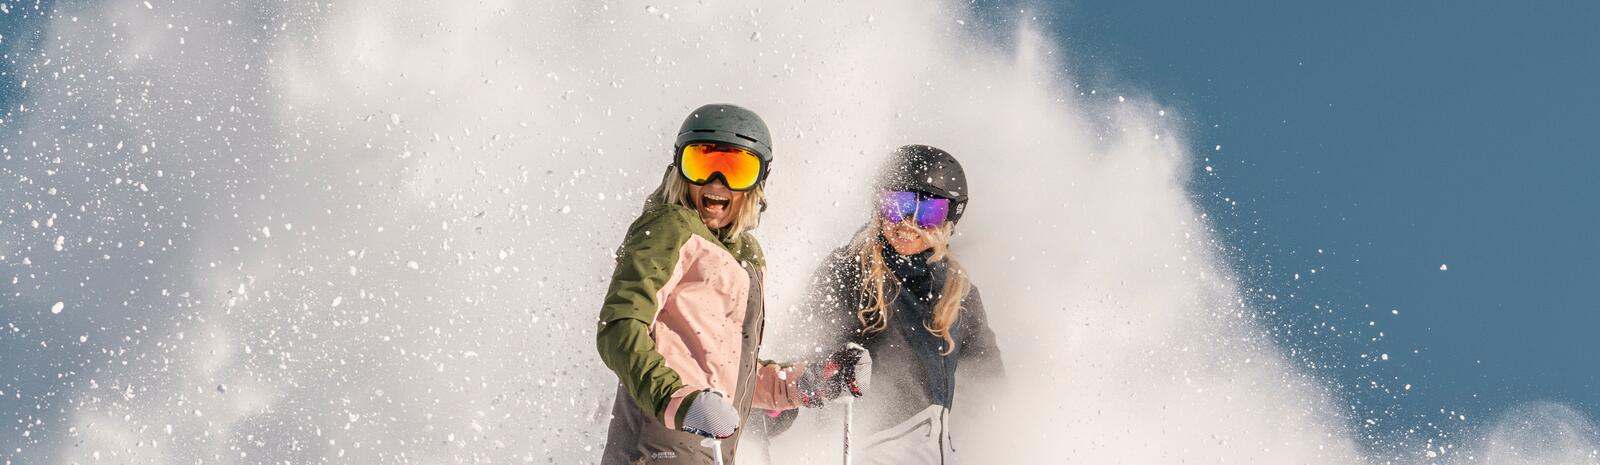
[678,389,740,439]
[798,343,872,408]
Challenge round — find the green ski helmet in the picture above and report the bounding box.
[878,144,970,223]
[675,103,773,161]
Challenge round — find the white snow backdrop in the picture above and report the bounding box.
[1,0,1595,464]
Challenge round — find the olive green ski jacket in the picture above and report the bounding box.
[597,193,805,465]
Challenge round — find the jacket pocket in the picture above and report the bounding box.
[633,423,706,464]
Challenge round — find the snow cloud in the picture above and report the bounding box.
[1,1,1594,464]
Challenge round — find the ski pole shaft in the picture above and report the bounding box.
[843,398,854,465]
[700,437,725,465]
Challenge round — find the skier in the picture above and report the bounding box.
[596,103,871,465]
[777,144,1005,464]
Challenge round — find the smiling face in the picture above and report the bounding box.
[881,217,933,256]
[687,178,745,230]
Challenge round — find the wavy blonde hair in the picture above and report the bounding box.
[660,168,765,237]
[850,218,969,355]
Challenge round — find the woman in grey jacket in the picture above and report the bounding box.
[773,144,1004,464]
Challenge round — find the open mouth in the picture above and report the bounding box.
[701,192,731,211]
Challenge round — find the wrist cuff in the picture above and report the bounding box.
[662,387,696,430]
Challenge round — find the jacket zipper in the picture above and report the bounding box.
[939,350,952,464]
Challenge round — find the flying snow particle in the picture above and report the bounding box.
[1439,264,1448,271]
[50,302,64,314]
[331,296,343,307]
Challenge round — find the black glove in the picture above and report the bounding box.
[798,343,872,408]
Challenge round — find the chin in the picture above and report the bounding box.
[701,215,730,230]
[890,242,926,256]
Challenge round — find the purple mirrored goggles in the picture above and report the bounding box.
[879,191,952,228]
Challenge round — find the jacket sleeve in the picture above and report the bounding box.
[749,246,811,411]
[809,248,868,348]
[762,250,865,413]
[957,286,1006,379]
[596,210,696,427]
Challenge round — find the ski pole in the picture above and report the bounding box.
[844,399,857,465]
[700,437,725,465]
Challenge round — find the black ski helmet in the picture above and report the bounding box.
[675,103,773,163]
[878,144,970,223]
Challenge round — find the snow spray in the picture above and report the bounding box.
[3,1,1596,464]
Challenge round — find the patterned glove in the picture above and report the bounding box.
[678,389,740,439]
[797,343,872,408]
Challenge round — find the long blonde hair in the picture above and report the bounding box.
[660,167,766,237]
[851,219,969,355]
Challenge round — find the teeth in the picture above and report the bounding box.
[705,194,729,201]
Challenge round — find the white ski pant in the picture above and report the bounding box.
[859,405,956,465]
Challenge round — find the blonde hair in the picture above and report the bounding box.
[660,168,766,237]
[850,219,969,355]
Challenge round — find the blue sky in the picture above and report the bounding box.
[1025,0,1600,449]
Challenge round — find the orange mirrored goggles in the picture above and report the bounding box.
[677,143,767,191]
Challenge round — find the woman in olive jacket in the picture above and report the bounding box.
[595,104,869,465]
